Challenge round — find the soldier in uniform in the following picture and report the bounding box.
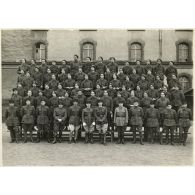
[170,86,185,112]
[20,99,35,143]
[95,84,103,99]
[5,100,20,143]
[71,83,80,98]
[135,85,144,100]
[110,73,121,91]
[177,102,192,146]
[43,84,53,100]
[104,68,113,84]
[161,104,178,145]
[35,100,51,143]
[107,84,116,99]
[29,59,37,76]
[95,56,106,75]
[129,68,140,88]
[144,101,160,143]
[75,67,85,84]
[49,61,59,76]
[143,59,153,75]
[32,66,43,88]
[17,58,30,74]
[74,90,86,109]
[147,84,159,101]
[44,68,52,85]
[58,68,68,83]
[126,90,140,109]
[35,90,48,108]
[82,57,92,74]
[129,101,144,145]
[68,99,82,143]
[82,100,95,144]
[165,61,178,84]
[81,74,93,97]
[22,72,34,91]
[70,55,80,79]
[123,76,134,92]
[122,61,133,76]
[30,81,39,97]
[62,73,75,93]
[17,82,26,98]
[11,88,23,109]
[154,75,164,90]
[145,69,155,86]
[23,90,36,107]
[114,100,128,144]
[59,60,70,74]
[17,69,26,84]
[137,74,149,91]
[87,91,98,109]
[168,74,181,90]
[53,101,67,144]
[135,60,144,76]
[56,83,66,98]
[39,59,48,75]
[97,73,108,90]
[88,66,99,89]
[153,59,165,81]
[120,85,130,101]
[107,57,118,74]
[48,74,59,91]
[117,68,126,84]
[113,92,126,110]
[95,99,108,145]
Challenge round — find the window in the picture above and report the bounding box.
[129,43,142,62]
[178,43,189,62]
[35,42,46,61]
[179,76,190,91]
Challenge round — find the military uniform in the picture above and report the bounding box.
[162,108,177,145]
[154,79,164,90]
[137,80,149,91]
[144,107,160,143]
[17,63,30,74]
[123,80,134,91]
[48,79,59,91]
[56,88,66,98]
[17,74,26,85]
[43,73,52,85]
[53,107,67,143]
[95,88,103,99]
[22,77,34,91]
[126,96,140,109]
[58,73,68,83]
[36,105,51,142]
[114,106,128,144]
[129,73,140,87]
[135,65,144,76]
[30,86,39,97]
[59,65,70,74]
[107,88,116,99]
[113,96,126,110]
[11,94,23,108]
[81,79,93,97]
[146,74,155,86]
[147,88,159,101]
[120,90,130,101]
[165,65,178,83]
[20,105,35,142]
[32,71,43,87]
[88,71,99,88]
[43,88,53,100]
[107,62,118,74]
[5,106,20,143]
[105,71,113,84]
[49,64,59,76]
[87,96,98,108]
[178,107,192,145]
[129,106,144,144]
[117,72,126,83]
[17,86,26,97]
[62,78,75,93]
[95,62,106,75]
[23,96,36,107]
[122,65,133,76]
[143,64,153,74]
[75,71,85,83]
[82,62,92,74]
[71,88,80,98]
[110,79,121,90]
[70,60,80,78]
[35,95,48,108]
[97,78,108,89]
[95,106,108,144]
[135,89,144,100]
[168,78,181,90]
[153,64,165,80]
[82,107,95,143]
[170,89,185,112]
[40,64,48,74]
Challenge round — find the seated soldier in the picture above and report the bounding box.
[145,69,155,86]
[120,85,130,100]
[129,68,140,87]
[97,73,108,90]
[122,61,133,76]
[117,68,126,84]
[88,66,99,89]
[17,58,30,74]
[168,74,181,90]
[81,74,93,97]
[43,84,53,100]
[165,61,178,84]
[135,60,144,76]
[126,90,140,109]
[58,68,68,83]
[43,68,52,85]
[23,90,36,107]
[71,83,80,98]
[56,83,66,98]
[62,73,75,93]
[22,72,34,91]
[75,67,85,84]
[110,73,121,91]
[32,66,43,88]
[17,69,26,85]
[147,84,159,101]
[123,76,134,91]
[104,68,113,84]
[137,74,149,91]
[30,81,39,97]
[87,91,98,109]
[135,85,144,100]
[95,84,104,99]
[11,88,23,109]
[107,83,116,99]
[17,82,26,97]
[107,57,118,74]
[49,61,59,76]
[48,74,59,91]
[154,75,164,90]
[74,90,86,109]
[95,56,106,75]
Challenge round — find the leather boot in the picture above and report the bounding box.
[10,130,15,143]
[99,133,102,144]
[121,129,125,144]
[183,132,187,146]
[90,132,94,144]
[15,130,19,143]
[58,131,62,143]
[69,131,72,144]
[52,135,57,144]
[166,133,169,145]
[74,130,78,143]
[36,132,40,143]
[179,133,183,145]
[85,132,89,143]
[30,131,34,143]
[171,133,174,145]
[103,133,107,146]
[133,130,136,144]
[140,132,144,145]
[23,131,27,143]
[117,129,121,144]
[151,129,154,144]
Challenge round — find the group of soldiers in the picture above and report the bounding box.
[5,55,192,146]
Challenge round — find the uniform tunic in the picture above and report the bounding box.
[110,79,121,90]
[101,96,113,112]
[104,72,113,84]
[107,62,118,74]
[35,95,48,108]
[126,96,140,108]
[82,107,95,126]
[129,73,140,86]
[43,89,53,99]
[88,71,99,88]
[95,62,106,74]
[135,65,144,76]
[5,106,20,127]
[58,73,68,83]
[97,78,108,89]
[48,79,59,90]
[22,77,34,90]
[68,105,82,126]
[23,96,36,107]
[95,106,108,124]
[32,72,43,87]
[75,72,85,83]
[49,64,59,76]
[129,106,144,126]
[146,89,159,100]
[21,105,35,124]
[162,108,177,127]
[154,79,164,89]
[43,73,52,84]
[178,107,192,128]
[30,87,39,97]
[122,65,133,75]
[11,94,23,108]
[123,80,134,91]
[53,107,67,124]
[153,64,165,80]
[56,89,66,97]
[165,65,178,80]
[144,108,160,127]
[87,96,98,108]
[36,105,50,125]
[114,106,128,126]
[170,89,185,108]
[95,89,103,99]
[113,97,126,109]
[81,79,93,96]
[137,80,149,91]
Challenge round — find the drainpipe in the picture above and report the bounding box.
[159,30,162,59]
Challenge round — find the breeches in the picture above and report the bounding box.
[179,126,190,134]
[22,124,33,132]
[96,123,108,134]
[54,122,65,132]
[83,124,94,133]
[131,125,142,132]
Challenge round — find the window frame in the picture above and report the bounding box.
[33,40,48,62]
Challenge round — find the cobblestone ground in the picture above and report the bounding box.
[2,123,193,166]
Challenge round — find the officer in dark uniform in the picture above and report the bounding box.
[43,84,53,100]
[32,66,43,88]
[122,61,133,76]
[17,58,30,74]
[144,101,160,143]
[22,72,34,91]
[82,100,95,144]
[62,73,75,93]
[82,57,92,74]
[129,68,140,88]
[114,100,128,144]
[134,60,144,76]
[95,56,106,75]
[43,68,52,85]
[75,67,85,84]
[177,102,192,146]
[49,61,59,76]
[30,82,39,97]
[95,84,104,99]
[11,88,23,109]
[153,59,165,81]
[81,74,93,97]
[48,74,59,91]
[107,57,118,74]
[97,74,108,90]
[35,90,48,108]
[5,100,20,143]
[70,55,80,79]
[17,82,26,98]
[110,73,121,91]
[129,101,144,145]
[39,59,48,75]
[126,90,140,109]
[162,104,178,145]
[165,61,178,84]
[87,91,98,109]
[104,68,113,84]
[20,99,36,143]
[94,99,108,145]
[107,84,116,99]
[53,101,67,144]
[23,90,36,107]
[58,68,68,83]
[123,76,134,92]
[88,66,99,89]
[35,100,51,143]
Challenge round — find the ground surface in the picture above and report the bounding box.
[2,123,193,166]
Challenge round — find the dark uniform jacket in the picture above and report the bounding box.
[123,80,134,91]
[147,89,159,100]
[120,90,130,100]
[88,71,99,88]
[68,105,81,126]
[23,96,36,107]
[48,79,59,90]
[144,107,160,127]
[49,97,59,109]
[165,65,178,80]
[53,107,67,123]
[11,94,23,108]
[43,89,53,99]
[74,94,86,108]
[129,106,144,126]
[95,106,108,124]
[35,95,48,108]
[44,73,52,84]
[36,105,50,125]
[143,64,153,74]
[162,108,177,127]
[59,65,70,74]
[81,79,93,96]
[32,72,43,87]
[168,79,181,89]
[56,89,65,97]
[135,65,144,76]
[82,62,92,74]
[62,79,75,90]
[40,64,48,74]
[17,63,30,74]
[82,107,95,126]
[17,87,26,97]
[110,79,121,90]
[107,62,118,73]
[170,89,185,107]
[30,86,39,97]
[87,96,98,108]
[95,89,103,99]
[155,97,170,114]
[122,65,133,75]
[5,106,20,126]
[114,106,128,126]
[137,80,149,91]
[75,72,85,83]
[49,65,59,76]
[22,77,34,90]
[101,96,113,112]
[113,96,126,109]
[21,105,35,124]
[17,74,26,84]
[63,97,72,108]
[178,107,192,127]
[129,73,140,86]
[135,90,144,100]
[117,73,126,83]
[97,78,108,89]
[58,73,68,83]
[154,79,164,90]
[141,97,152,112]
[95,62,106,74]
[104,72,113,84]
[107,88,116,98]
[70,61,80,77]
[126,96,140,108]
[146,74,155,85]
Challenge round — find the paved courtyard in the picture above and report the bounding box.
[2,123,193,166]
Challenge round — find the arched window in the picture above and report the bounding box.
[179,76,190,91]
[35,42,46,61]
[82,42,94,61]
[178,43,189,62]
[130,43,142,62]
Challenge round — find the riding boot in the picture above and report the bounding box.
[58,131,62,143]
[85,132,89,143]
[99,133,102,144]
[103,133,107,146]
[74,129,78,143]
[133,130,136,144]
[183,132,187,146]
[166,133,169,145]
[90,132,94,144]
[121,129,125,144]
[47,131,51,143]
[36,131,40,143]
[15,129,19,143]
[30,131,34,143]
[69,131,72,144]
[23,131,27,143]
[10,129,15,143]
[117,129,121,144]
[151,129,154,144]
[140,132,144,145]
[52,132,57,144]
[171,133,174,145]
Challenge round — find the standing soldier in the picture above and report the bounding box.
[143,59,153,75]
[11,88,23,109]
[70,55,80,79]
[117,68,126,84]
[30,82,39,97]
[43,84,53,100]
[32,66,43,88]
[95,99,108,145]
[137,74,149,91]
[129,101,144,145]
[35,100,51,143]
[177,102,192,146]
[123,76,134,92]
[104,68,113,84]
[165,61,178,84]
[81,74,93,97]
[95,84,104,99]
[162,104,178,145]
[82,57,92,74]
[87,91,98,109]
[68,99,82,143]
[75,67,85,84]
[17,82,26,98]
[153,59,165,81]
[126,90,140,109]
[135,85,144,101]
[97,74,108,90]
[23,90,36,107]
[44,68,52,86]
[39,59,48,75]
[53,102,67,144]
[58,68,68,83]
[48,74,59,91]
[144,102,160,143]
[107,57,118,74]
[59,60,70,74]
[129,68,140,88]
[122,61,133,76]
[114,100,128,144]
[88,66,99,89]
[110,73,121,91]
[22,72,34,91]
[21,99,35,143]
[62,73,75,94]
[107,84,116,99]
[82,100,95,144]
[17,58,30,74]
[49,61,59,76]
[134,60,144,76]
[35,90,48,108]
[95,56,106,75]
[113,92,126,110]
[56,83,65,98]
[17,69,26,85]
[5,100,20,143]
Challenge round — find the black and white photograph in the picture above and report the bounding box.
[1,29,193,166]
